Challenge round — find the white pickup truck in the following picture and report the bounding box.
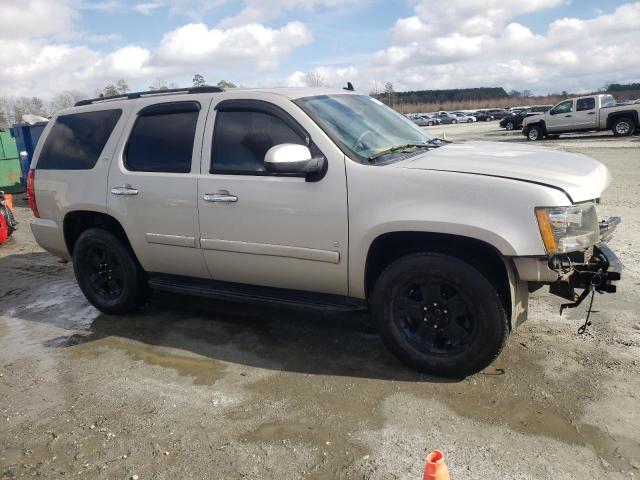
[523,94,640,140]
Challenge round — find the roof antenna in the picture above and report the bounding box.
[343,82,354,91]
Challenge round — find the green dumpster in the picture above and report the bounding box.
[0,129,23,193]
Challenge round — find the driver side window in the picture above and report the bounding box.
[211,110,306,174]
[551,100,573,115]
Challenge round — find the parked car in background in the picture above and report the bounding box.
[421,114,441,126]
[499,106,552,131]
[485,109,511,120]
[434,112,460,124]
[28,86,622,377]
[523,94,640,140]
[451,112,476,123]
[409,116,431,127]
[406,114,439,127]
[473,111,494,122]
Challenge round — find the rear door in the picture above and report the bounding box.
[196,96,349,295]
[573,97,598,129]
[107,96,211,278]
[546,100,575,132]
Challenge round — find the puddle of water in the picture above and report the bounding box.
[73,336,228,386]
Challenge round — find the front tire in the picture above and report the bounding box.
[612,117,635,136]
[73,228,149,314]
[505,121,514,131]
[527,124,543,141]
[452,119,458,124]
[371,253,509,378]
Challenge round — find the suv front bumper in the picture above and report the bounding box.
[549,243,622,301]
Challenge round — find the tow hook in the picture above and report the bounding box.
[556,244,621,335]
[560,269,604,334]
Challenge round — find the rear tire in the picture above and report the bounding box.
[527,125,543,141]
[612,117,635,136]
[371,253,509,378]
[452,119,458,124]
[73,228,149,314]
[505,121,514,131]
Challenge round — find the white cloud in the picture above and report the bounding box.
[0,12,312,98]
[1,0,639,102]
[0,0,76,39]
[217,0,357,28]
[296,1,640,94]
[154,21,312,70]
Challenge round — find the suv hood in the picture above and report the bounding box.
[393,141,611,202]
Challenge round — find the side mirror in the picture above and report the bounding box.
[264,144,326,177]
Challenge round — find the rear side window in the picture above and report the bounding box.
[125,102,199,173]
[38,109,121,170]
[211,110,305,174]
[576,98,595,111]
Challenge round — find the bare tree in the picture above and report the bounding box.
[8,97,47,123]
[96,79,130,98]
[115,79,129,94]
[49,90,86,113]
[148,79,178,91]
[384,82,395,107]
[0,98,9,128]
[193,74,207,87]
[305,70,326,88]
[216,80,237,89]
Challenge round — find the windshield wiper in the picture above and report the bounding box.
[368,143,433,162]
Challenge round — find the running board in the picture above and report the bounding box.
[148,274,367,312]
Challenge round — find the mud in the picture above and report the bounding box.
[1,127,639,479]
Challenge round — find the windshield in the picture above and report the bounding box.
[295,94,437,164]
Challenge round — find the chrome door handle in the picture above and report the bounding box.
[111,186,139,196]
[203,193,238,203]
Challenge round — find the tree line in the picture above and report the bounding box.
[374,85,510,107]
[0,74,236,128]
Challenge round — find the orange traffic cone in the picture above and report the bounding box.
[423,449,450,480]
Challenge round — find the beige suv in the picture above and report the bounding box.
[28,86,621,377]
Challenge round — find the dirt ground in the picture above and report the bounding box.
[1,124,639,479]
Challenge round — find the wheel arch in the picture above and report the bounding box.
[606,110,639,130]
[528,120,547,134]
[63,210,135,257]
[363,231,518,324]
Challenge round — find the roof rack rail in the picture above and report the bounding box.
[74,86,224,107]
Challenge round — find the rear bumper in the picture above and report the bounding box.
[31,218,71,260]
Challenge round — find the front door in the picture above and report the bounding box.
[546,99,575,132]
[107,97,210,278]
[197,98,349,295]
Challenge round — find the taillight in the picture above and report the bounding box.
[27,169,40,218]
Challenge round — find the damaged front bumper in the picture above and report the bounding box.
[549,243,622,301]
[548,216,622,312]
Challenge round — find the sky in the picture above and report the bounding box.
[0,0,638,100]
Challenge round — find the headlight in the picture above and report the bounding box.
[535,203,599,254]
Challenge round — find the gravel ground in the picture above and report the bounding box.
[1,123,639,479]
